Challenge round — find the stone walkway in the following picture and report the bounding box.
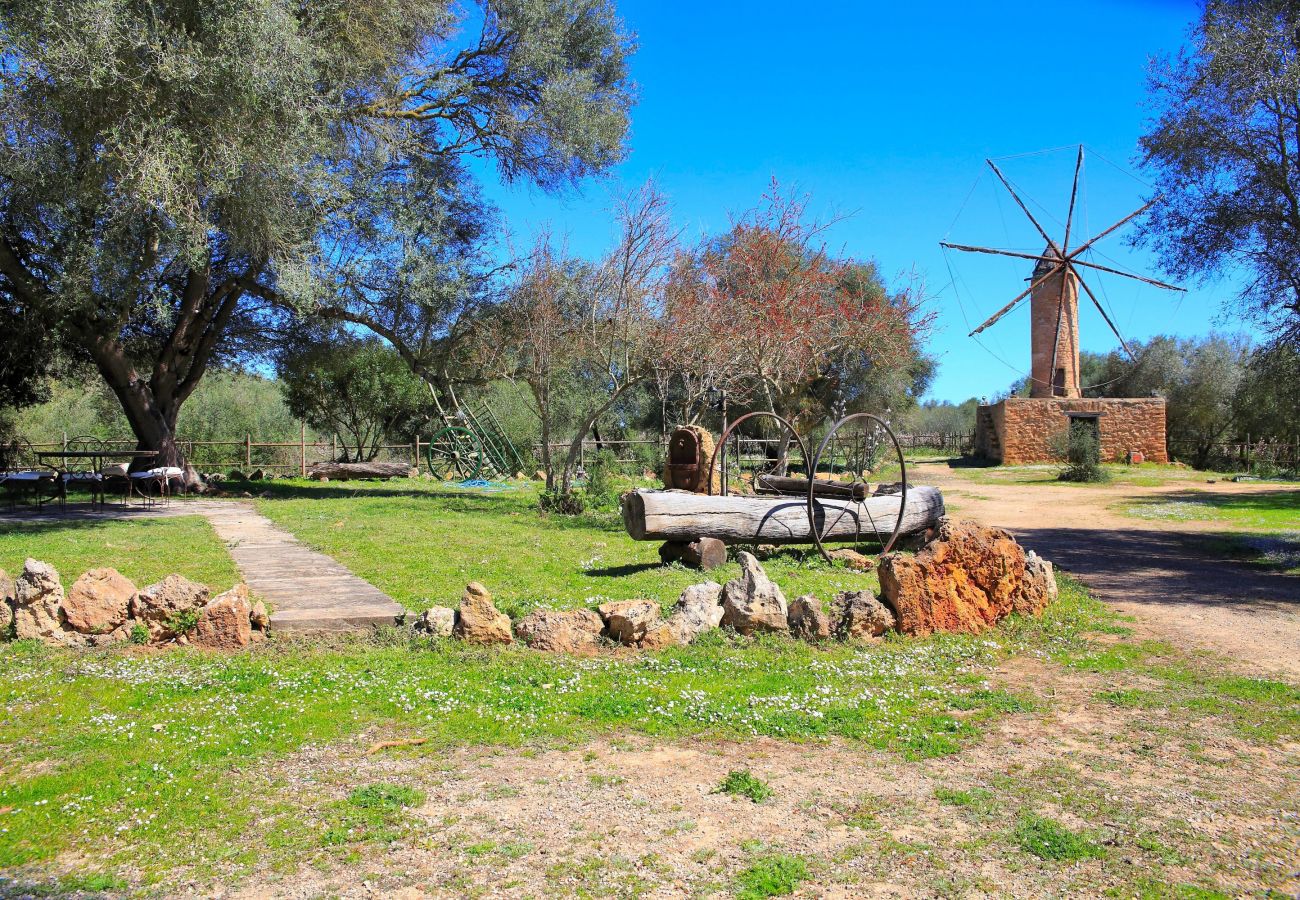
[3,500,405,633]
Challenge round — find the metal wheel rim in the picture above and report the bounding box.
[806,413,908,563]
[706,411,810,497]
[426,426,483,481]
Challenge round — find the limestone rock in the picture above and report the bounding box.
[131,574,211,642]
[515,608,603,655]
[787,594,832,640]
[453,582,512,645]
[64,568,135,635]
[720,552,788,635]
[413,605,455,638]
[193,584,252,650]
[827,548,875,571]
[834,590,895,640]
[250,599,270,631]
[13,559,68,644]
[1018,551,1058,616]
[597,599,661,645]
[878,517,1053,636]
[0,569,13,639]
[638,621,681,650]
[666,581,724,644]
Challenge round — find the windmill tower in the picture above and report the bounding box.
[941,146,1184,464]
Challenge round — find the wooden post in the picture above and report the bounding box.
[414,436,422,471]
[300,422,307,478]
[245,433,252,469]
[331,433,337,462]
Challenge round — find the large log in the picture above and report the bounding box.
[754,474,867,501]
[305,461,417,481]
[621,487,945,545]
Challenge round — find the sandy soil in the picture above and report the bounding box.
[913,460,1300,676]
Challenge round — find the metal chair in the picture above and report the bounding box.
[61,435,106,509]
[0,440,61,512]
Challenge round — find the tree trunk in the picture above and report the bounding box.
[559,379,644,493]
[306,461,415,480]
[621,486,946,544]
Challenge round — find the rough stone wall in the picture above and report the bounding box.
[978,397,1167,465]
[1028,254,1081,399]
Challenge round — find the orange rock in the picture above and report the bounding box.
[878,518,1056,636]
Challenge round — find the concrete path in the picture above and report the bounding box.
[2,499,404,633]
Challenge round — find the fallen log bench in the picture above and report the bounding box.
[621,486,946,548]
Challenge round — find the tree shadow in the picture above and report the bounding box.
[584,562,663,578]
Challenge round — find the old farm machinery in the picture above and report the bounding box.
[424,396,528,482]
[622,413,945,564]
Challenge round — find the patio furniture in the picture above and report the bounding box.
[2,441,63,512]
[57,436,107,509]
[129,464,184,506]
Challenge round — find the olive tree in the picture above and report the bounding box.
[1136,0,1300,344]
[0,0,635,483]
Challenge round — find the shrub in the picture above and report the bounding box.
[712,770,774,803]
[736,853,809,898]
[128,624,149,645]
[1051,424,1109,483]
[538,489,589,515]
[585,449,619,507]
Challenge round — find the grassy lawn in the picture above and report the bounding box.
[0,579,1293,896]
[0,515,240,591]
[1120,488,1300,530]
[946,459,1300,489]
[249,478,887,616]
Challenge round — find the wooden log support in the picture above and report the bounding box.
[621,487,945,545]
[754,474,867,501]
[306,461,416,481]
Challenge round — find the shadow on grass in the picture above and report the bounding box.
[585,561,663,578]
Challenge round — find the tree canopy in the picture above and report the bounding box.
[0,0,635,477]
[1137,0,1300,344]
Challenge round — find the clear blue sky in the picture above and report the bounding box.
[478,0,1253,403]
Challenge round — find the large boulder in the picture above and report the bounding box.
[0,569,14,639]
[833,590,895,640]
[64,568,135,636]
[665,581,725,644]
[787,594,832,641]
[453,582,512,645]
[131,574,211,642]
[192,584,252,650]
[412,606,456,638]
[597,599,662,645]
[877,517,1056,636]
[516,608,604,655]
[13,559,69,644]
[720,552,788,635]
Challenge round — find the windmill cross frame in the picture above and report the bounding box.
[940,146,1185,369]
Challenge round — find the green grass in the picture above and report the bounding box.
[0,515,240,591]
[0,577,1114,884]
[713,770,774,803]
[248,478,887,615]
[1120,489,1300,531]
[735,853,809,899]
[1013,813,1106,861]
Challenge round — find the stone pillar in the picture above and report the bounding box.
[1028,250,1080,399]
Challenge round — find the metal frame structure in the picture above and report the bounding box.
[805,413,908,562]
[706,411,809,497]
[423,392,528,481]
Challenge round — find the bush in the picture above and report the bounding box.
[712,770,774,803]
[538,489,589,515]
[736,853,809,899]
[1051,424,1109,483]
[585,449,619,507]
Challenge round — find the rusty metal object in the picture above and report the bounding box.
[706,412,809,498]
[806,413,909,563]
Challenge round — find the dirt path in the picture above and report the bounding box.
[912,460,1300,676]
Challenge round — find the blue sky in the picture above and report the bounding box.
[478,0,1251,403]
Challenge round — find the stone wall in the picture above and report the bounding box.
[975,397,1167,465]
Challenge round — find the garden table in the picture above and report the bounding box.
[32,450,160,510]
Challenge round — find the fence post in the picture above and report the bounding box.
[300,422,307,478]
[413,436,422,472]
[244,433,251,469]
[331,433,337,463]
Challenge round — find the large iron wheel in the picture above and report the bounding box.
[707,412,810,497]
[425,426,483,481]
[806,413,908,562]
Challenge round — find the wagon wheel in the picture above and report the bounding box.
[425,426,483,481]
[806,413,908,563]
[707,412,809,497]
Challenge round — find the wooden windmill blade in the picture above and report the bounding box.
[940,144,1183,396]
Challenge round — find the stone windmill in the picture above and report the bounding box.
[941,146,1184,464]
[941,145,1184,399]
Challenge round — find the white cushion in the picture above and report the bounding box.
[131,466,184,479]
[63,472,103,482]
[102,463,129,477]
[1,471,53,482]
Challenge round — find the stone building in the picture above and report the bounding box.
[974,253,1167,465]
